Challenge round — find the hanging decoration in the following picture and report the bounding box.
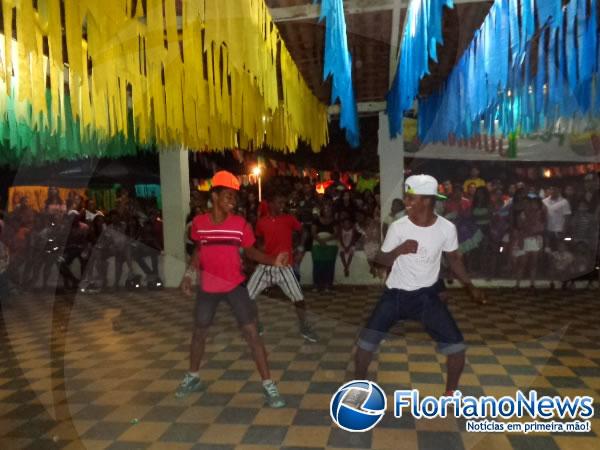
[0,0,329,166]
[315,0,360,147]
[386,0,455,138]
[0,88,142,166]
[419,0,600,146]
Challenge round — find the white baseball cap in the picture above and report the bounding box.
[404,174,447,200]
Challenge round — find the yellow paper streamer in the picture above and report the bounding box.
[0,0,329,157]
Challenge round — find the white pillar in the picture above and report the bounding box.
[159,147,190,287]
[378,112,404,224]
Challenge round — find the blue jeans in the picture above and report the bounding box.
[358,283,466,355]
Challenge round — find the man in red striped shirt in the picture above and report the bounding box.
[179,171,288,408]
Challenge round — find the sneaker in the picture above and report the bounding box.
[300,323,319,343]
[175,373,203,398]
[263,381,286,408]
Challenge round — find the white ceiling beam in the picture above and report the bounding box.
[388,0,403,86]
[270,0,489,23]
[270,0,395,22]
[328,101,387,115]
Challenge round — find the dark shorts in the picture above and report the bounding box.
[358,284,466,355]
[194,285,257,328]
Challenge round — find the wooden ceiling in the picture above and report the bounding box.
[265,0,493,105]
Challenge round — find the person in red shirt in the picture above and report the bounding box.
[179,171,288,408]
[247,192,318,343]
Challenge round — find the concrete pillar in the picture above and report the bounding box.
[378,112,404,224]
[159,147,190,287]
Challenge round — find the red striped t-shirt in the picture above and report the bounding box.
[191,213,255,293]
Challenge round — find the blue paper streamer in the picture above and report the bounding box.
[418,0,599,144]
[386,0,455,138]
[315,0,359,147]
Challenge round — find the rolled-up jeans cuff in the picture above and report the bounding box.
[357,338,380,353]
[438,342,467,355]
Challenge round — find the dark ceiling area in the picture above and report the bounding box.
[266,0,494,103]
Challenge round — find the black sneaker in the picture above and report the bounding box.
[300,323,319,343]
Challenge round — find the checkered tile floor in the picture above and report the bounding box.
[1,286,600,450]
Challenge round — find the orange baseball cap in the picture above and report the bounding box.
[211,171,240,191]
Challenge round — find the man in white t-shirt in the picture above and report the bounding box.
[542,187,571,250]
[355,175,485,396]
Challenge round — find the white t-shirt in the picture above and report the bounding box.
[542,196,571,233]
[381,215,458,291]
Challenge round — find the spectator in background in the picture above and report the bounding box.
[311,202,338,292]
[67,192,84,214]
[6,197,35,288]
[513,195,546,290]
[488,193,511,277]
[38,215,67,290]
[382,198,405,239]
[325,172,345,199]
[364,191,377,214]
[103,210,135,289]
[471,187,492,275]
[546,240,575,290]
[45,187,66,216]
[80,215,108,293]
[563,185,577,211]
[463,167,486,192]
[84,198,104,223]
[583,173,599,207]
[361,207,384,279]
[339,215,360,277]
[335,190,354,221]
[465,182,478,201]
[59,213,89,291]
[13,196,35,227]
[444,184,481,271]
[296,184,316,267]
[543,186,572,250]
[246,190,259,225]
[566,241,596,289]
[571,201,596,247]
[133,210,163,286]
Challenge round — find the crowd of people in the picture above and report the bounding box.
[188,167,600,291]
[1,166,599,299]
[438,168,600,289]
[187,172,386,292]
[0,187,164,297]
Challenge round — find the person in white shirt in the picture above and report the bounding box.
[354,175,485,396]
[542,186,571,250]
